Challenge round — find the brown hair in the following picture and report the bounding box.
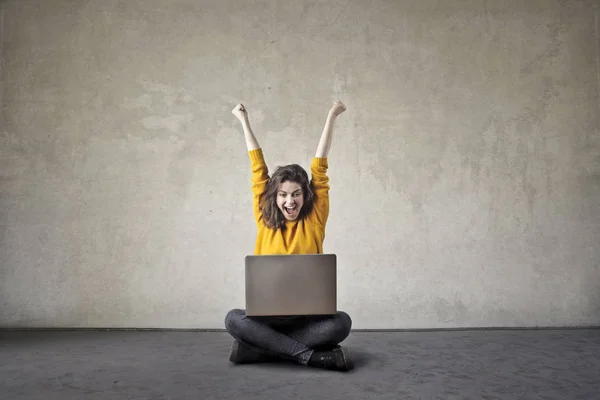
[259,164,315,230]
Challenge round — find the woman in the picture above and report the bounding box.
[225,101,353,371]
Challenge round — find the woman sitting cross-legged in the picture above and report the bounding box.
[224,101,353,371]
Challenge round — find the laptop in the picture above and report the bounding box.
[245,254,337,316]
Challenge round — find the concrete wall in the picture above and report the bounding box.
[1,0,599,329]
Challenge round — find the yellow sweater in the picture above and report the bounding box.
[249,148,330,255]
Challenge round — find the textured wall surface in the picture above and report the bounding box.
[1,0,599,329]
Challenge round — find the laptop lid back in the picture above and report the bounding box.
[245,254,337,316]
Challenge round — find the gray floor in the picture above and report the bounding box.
[1,329,599,399]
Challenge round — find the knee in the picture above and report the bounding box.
[337,311,352,330]
[224,308,245,333]
[335,311,352,338]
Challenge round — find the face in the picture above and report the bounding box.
[276,181,304,221]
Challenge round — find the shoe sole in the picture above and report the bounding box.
[229,340,240,363]
[340,347,354,371]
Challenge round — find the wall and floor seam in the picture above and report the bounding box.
[1,326,600,333]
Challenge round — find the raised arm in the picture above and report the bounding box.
[314,100,346,158]
[232,103,268,223]
[232,103,260,151]
[311,101,346,227]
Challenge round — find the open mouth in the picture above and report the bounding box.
[284,206,297,216]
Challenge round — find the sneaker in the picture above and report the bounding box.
[229,340,275,364]
[307,346,354,371]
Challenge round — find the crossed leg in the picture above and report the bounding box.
[283,312,352,349]
[224,309,352,365]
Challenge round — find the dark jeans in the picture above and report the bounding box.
[224,308,352,365]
